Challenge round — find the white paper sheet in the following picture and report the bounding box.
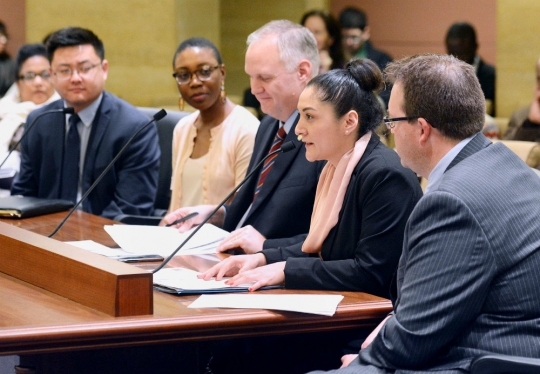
[104,223,229,257]
[65,240,131,257]
[65,240,163,262]
[188,294,344,316]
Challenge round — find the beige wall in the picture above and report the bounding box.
[23,0,321,107]
[497,0,540,118]
[220,0,328,102]
[25,0,220,108]
[19,0,538,118]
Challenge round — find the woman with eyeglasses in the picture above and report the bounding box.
[200,59,422,298]
[167,38,259,211]
[0,44,59,181]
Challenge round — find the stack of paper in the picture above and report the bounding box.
[188,294,344,316]
[104,223,229,257]
[65,240,164,262]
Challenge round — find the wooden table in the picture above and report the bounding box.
[0,211,392,373]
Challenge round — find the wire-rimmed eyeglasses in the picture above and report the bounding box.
[53,63,102,81]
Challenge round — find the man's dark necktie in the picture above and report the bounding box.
[61,114,80,202]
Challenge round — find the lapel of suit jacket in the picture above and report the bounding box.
[81,92,111,195]
[248,113,303,217]
[445,133,492,173]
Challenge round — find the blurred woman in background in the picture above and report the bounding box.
[0,44,59,182]
[0,21,15,98]
[301,10,345,73]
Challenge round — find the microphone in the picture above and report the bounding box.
[0,107,75,170]
[153,140,296,273]
[48,109,167,238]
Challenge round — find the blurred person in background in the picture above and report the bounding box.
[0,44,59,185]
[301,10,344,74]
[0,21,15,98]
[339,7,392,106]
[505,57,540,141]
[445,21,496,115]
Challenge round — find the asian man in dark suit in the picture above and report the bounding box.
[11,27,159,219]
[308,54,540,374]
[164,20,324,251]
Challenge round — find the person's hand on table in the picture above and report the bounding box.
[161,205,218,232]
[223,261,286,291]
[198,253,267,280]
[216,225,266,254]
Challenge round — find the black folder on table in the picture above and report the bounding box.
[0,196,74,218]
[152,268,284,295]
[153,284,283,295]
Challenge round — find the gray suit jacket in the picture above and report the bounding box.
[345,133,540,374]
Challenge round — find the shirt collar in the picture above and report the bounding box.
[472,55,480,74]
[424,134,475,194]
[65,93,103,128]
[281,110,298,134]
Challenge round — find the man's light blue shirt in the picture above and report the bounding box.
[424,134,475,194]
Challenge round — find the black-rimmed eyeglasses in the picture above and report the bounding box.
[383,116,418,130]
[172,65,220,85]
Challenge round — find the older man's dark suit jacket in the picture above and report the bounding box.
[223,114,324,240]
[314,133,540,374]
[11,92,160,219]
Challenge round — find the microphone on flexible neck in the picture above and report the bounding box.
[153,140,296,273]
[0,107,75,170]
[48,109,167,238]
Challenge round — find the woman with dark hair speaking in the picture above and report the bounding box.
[199,59,422,298]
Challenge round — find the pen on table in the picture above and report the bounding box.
[166,212,199,227]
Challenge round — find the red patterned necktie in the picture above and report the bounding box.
[254,125,286,199]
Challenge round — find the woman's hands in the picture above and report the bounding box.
[198,255,286,292]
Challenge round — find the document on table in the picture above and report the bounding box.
[188,294,344,316]
[64,240,164,262]
[104,223,229,257]
[152,267,273,295]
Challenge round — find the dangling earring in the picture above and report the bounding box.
[220,82,227,104]
[178,96,184,111]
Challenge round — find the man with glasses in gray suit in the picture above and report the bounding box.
[309,53,540,373]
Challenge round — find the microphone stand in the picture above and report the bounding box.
[153,141,296,273]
